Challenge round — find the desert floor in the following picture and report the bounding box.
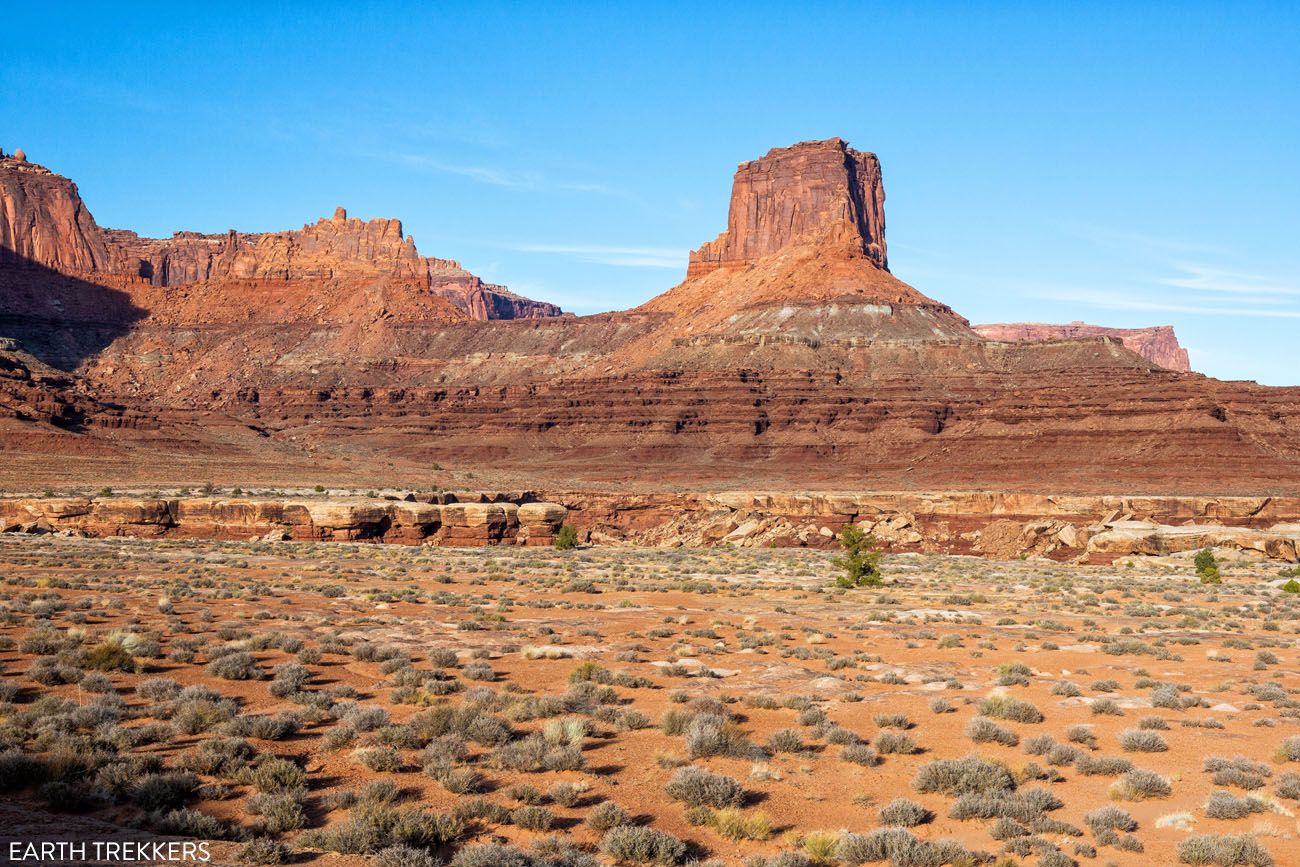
[0,536,1297,867]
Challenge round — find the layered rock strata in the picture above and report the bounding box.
[0,493,567,545]
[974,322,1191,371]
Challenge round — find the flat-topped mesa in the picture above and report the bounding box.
[686,138,888,279]
[973,322,1192,372]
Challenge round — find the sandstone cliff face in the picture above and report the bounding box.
[973,322,1192,371]
[0,158,561,321]
[687,138,887,278]
[0,156,110,273]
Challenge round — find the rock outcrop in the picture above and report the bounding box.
[974,322,1191,371]
[0,493,567,545]
[0,154,110,273]
[0,158,562,321]
[687,139,888,277]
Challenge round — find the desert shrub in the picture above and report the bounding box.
[549,781,586,807]
[554,525,580,550]
[1138,715,1170,730]
[494,733,584,772]
[710,807,772,841]
[131,771,200,811]
[1152,685,1183,710]
[768,729,804,753]
[1177,834,1273,866]
[685,714,759,759]
[979,694,1044,723]
[1195,549,1222,584]
[244,757,307,793]
[436,767,482,795]
[451,845,534,867]
[913,756,1015,796]
[463,661,495,682]
[1204,791,1269,820]
[587,801,632,831]
[247,791,307,833]
[873,713,911,730]
[836,741,878,765]
[355,746,403,772]
[268,663,311,697]
[1110,768,1171,801]
[208,651,263,681]
[599,826,687,865]
[1274,772,1300,800]
[80,672,115,693]
[1090,698,1122,716]
[1083,805,1136,833]
[335,703,392,732]
[878,798,931,827]
[1120,729,1168,753]
[928,698,954,714]
[1065,725,1097,748]
[966,717,1018,747]
[949,787,1062,823]
[1075,754,1132,776]
[149,807,241,840]
[1052,681,1082,698]
[511,806,555,831]
[837,829,973,867]
[81,639,138,673]
[873,731,918,755]
[237,838,289,865]
[177,737,255,777]
[452,798,512,825]
[1277,737,1300,762]
[376,846,440,867]
[665,766,744,808]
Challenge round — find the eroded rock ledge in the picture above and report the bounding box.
[0,493,566,545]
[3,490,1300,563]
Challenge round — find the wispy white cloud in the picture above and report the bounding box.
[387,153,617,194]
[1069,224,1228,256]
[1160,263,1300,297]
[504,243,686,269]
[1029,286,1300,319]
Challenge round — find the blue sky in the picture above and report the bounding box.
[5,2,1298,383]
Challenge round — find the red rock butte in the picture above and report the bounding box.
[0,140,1298,502]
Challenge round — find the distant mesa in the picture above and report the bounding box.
[973,322,1192,371]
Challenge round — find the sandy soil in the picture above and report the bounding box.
[0,536,1297,866]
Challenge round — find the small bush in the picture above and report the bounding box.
[979,694,1044,724]
[208,651,263,681]
[873,731,918,755]
[1204,791,1269,820]
[600,826,687,865]
[1178,833,1273,866]
[1120,729,1168,753]
[709,807,772,841]
[587,801,632,831]
[913,756,1015,796]
[878,798,931,827]
[1110,768,1172,801]
[511,805,555,831]
[237,838,289,865]
[554,525,580,550]
[665,766,744,808]
[966,717,1019,747]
